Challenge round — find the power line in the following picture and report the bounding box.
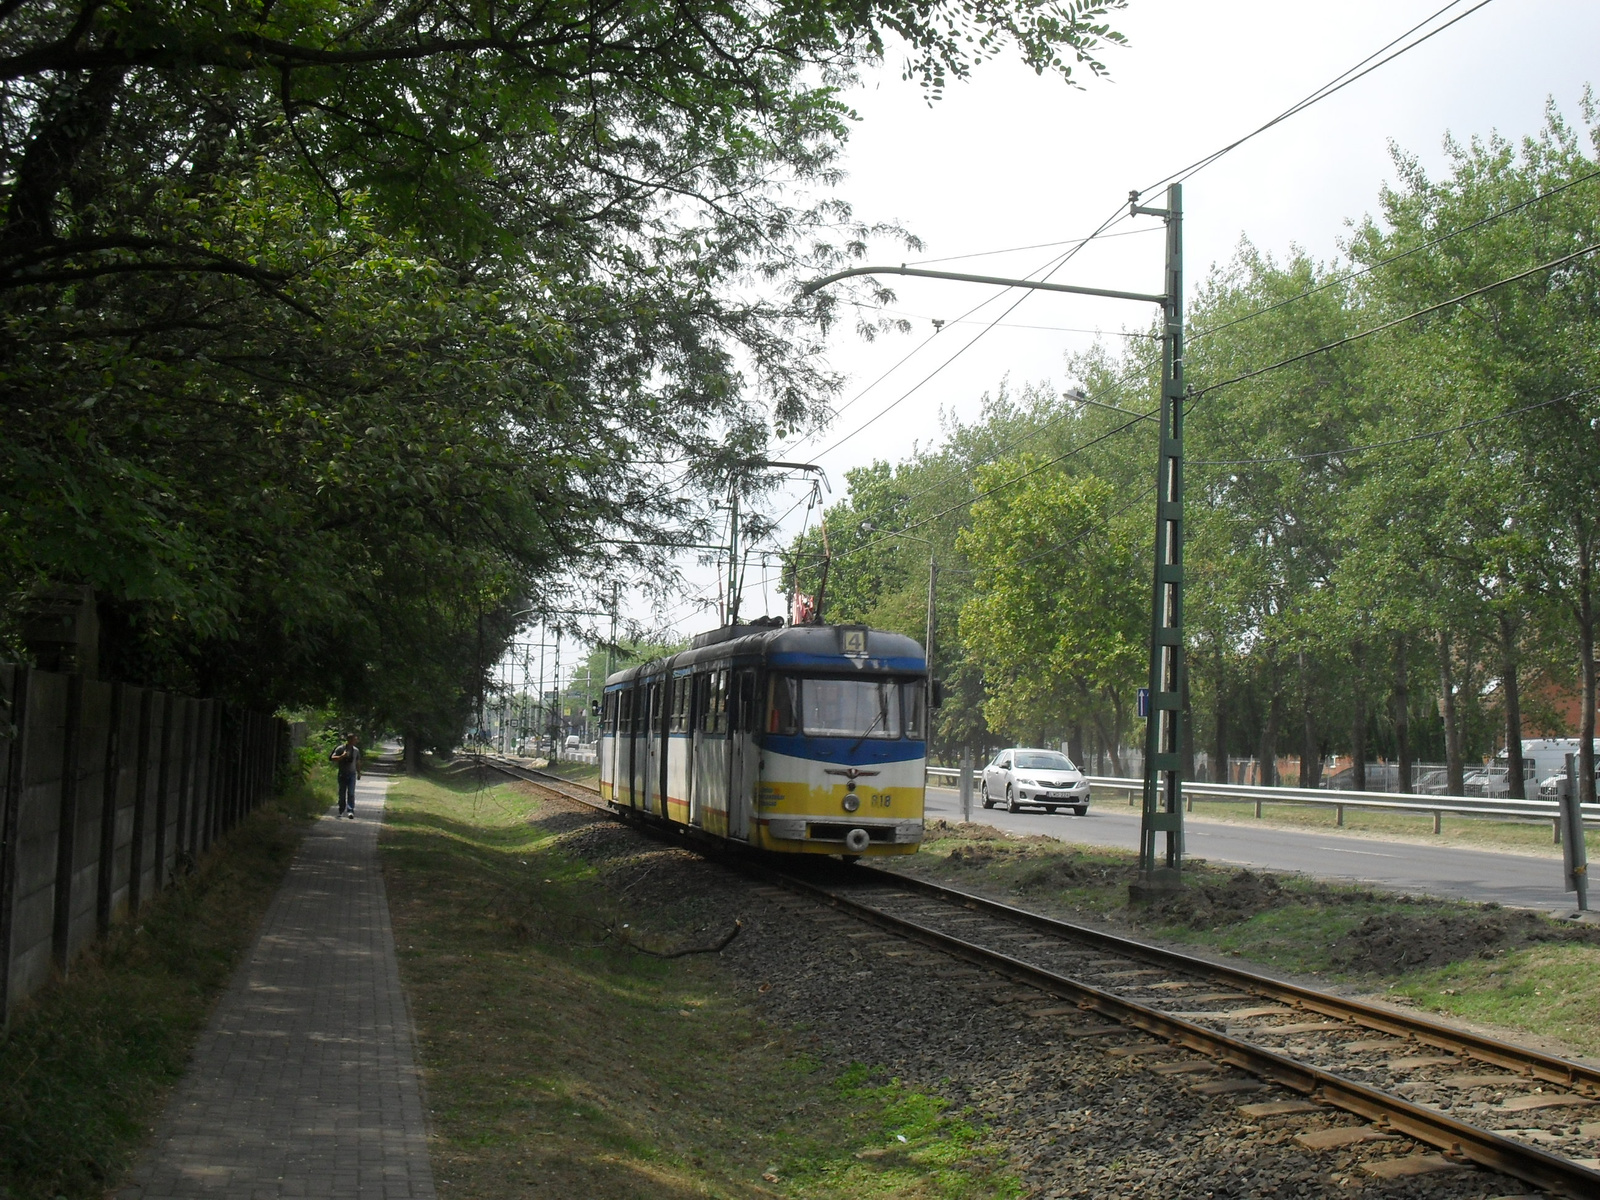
[1142,0,1498,195]
[906,225,1161,268]
[1190,396,1570,466]
[671,0,1507,628]
[1195,241,1600,399]
[1192,164,1600,343]
[785,222,1127,461]
[783,1,1500,480]
[865,306,1158,339]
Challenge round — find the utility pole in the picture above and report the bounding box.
[799,205,1183,892]
[727,487,741,626]
[1132,183,1187,895]
[607,583,618,681]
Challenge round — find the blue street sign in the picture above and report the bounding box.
[1137,687,1150,719]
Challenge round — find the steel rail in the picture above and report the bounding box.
[475,753,1600,1196]
[850,865,1600,1096]
[775,868,1600,1198]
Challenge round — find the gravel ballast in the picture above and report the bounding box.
[525,786,1542,1199]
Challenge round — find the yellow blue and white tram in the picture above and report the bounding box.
[598,623,930,856]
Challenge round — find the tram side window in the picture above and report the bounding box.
[650,679,664,729]
[902,681,926,740]
[669,676,690,733]
[619,689,633,735]
[730,669,757,732]
[768,675,799,736]
[706,669,728,734]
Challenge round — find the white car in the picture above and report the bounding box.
[981,748,1091,815]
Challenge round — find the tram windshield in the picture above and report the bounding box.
[769,675,920,739]
[801,678,901,738]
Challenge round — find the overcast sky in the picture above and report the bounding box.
[555,0,1600,667]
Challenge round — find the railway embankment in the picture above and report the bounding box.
[896,820,1600,1063]
[379,761,1021,1199]
[402,763,1562,1198]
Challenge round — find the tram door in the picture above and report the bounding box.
[644,679,661,816]
[621,688,637,807]
[726,669,757,840]
[687,672,705,827]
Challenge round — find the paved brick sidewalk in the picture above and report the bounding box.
[121,768,436,1199]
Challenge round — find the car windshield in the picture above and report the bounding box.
[1015,751,1074,771]
[799,678,902,738]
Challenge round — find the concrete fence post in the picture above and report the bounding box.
[128,689,153,915]
[152,692,174,890]
[95,683,125,937]
[51,673,85,973]
[0,666,29,1030]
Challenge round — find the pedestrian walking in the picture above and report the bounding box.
[331,734,363,818]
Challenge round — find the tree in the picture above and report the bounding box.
[958,462,1144,765]
[0,0,1130,735]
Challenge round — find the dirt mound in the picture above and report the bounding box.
[945,843,1014,867]
[1135,869,1299,930]
[1332,908,1600,974]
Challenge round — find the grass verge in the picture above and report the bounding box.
[894,820,1600,1059]
[0,769,330,1200]
[382,764,1018,1199]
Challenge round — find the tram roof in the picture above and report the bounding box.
[603,623,925,688]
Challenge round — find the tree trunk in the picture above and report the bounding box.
[1350,638,1367,791]
[1438,628,1464,796]
[403,733,422,773]
[1497,609,1525,799]
[1181,664,1196,782]
[1258,690,1282,787]
[1212,649,1228,786]
[1393,637,1412,794]
[1298,650,1322,788]
[1069,722,1085,770]
[1092,708,1122,777]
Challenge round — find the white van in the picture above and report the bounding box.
[1493,738,1600,797]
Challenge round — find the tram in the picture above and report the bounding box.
[597,621,932,857]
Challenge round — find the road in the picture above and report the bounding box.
[924,786,1583,913]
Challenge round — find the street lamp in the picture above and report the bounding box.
[801,184,1187,894]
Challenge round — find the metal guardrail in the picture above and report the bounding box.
[925,766,1600,831]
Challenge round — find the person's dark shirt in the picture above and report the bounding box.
[331,743,362,777]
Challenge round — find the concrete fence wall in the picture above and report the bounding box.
[0,663,287,1028]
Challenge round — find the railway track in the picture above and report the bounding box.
[480,754,1600,1197]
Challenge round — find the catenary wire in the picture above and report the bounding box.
[1194,241,1600,399]
[1191,164,1600,343]
[1141,0,1499,195]
[1190,395,1573,466]
[906,224,1162,267]
[669,0,1508,627]
[782,0,1503,483]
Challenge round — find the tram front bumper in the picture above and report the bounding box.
[763,817,924,845]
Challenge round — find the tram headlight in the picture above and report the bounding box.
[842,794,861,812]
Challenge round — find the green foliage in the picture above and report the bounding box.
[959,463,1143,753]
[0,0,1128,743]
[785,101,1600,783]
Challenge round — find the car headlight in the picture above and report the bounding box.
[1017,777,1037,787]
